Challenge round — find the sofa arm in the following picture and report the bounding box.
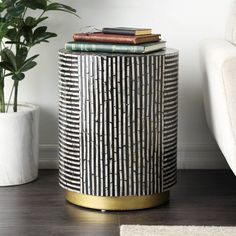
[200,39,236,70]
[200,39,236,175]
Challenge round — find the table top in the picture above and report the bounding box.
[59,48,178,57]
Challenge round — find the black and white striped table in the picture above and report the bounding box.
[58,49,179,210]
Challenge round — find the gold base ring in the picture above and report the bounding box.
[66,191,169,211]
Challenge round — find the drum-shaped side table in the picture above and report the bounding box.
[58,49,179,210]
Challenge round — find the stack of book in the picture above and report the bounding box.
[65,27,166,54]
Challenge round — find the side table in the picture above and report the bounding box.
[58,49,179,210]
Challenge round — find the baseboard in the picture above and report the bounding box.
[39,145,59,169]
[39,144,229,170]
[177,144,229,169]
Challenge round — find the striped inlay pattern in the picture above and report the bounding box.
[58,49,179,197]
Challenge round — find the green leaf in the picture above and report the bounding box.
[25,16,48,27]
[0,2,7,12]
[6,28,17,41]
[0,17,7,23]
[12,73,25,81]
[18,54,39,72]
[35,16,48,25]
[32,26,57,45]
[21,0,47,10]
[0,22,8,41]
[1,48,17,71]
[7,4,25,17]
[20,61,37,72]
[25,16,36,26]
[35,32,57,44]
[0,61,15,72]
[16,47,28,68]
[33,26,47,39]
[9,18,24,28]
[20,25,33,43]
[5,41,27,46]
[3,0,16,8]
[46,3,78,16]
[24,54,39,64]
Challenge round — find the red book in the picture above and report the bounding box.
[73,32,161,45]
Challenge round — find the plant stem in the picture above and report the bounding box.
[6,83,15,113]
[0,38,5,113]
[13,43,20,113]
[37,10,45,20]
[13,81,18,113]
[0,80,5,113]
[22,7,27,18]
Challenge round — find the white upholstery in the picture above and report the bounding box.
[200,39,236,175]
[226,0,236,45]
[200,0,236,175]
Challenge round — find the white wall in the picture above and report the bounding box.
[9,0,234,168]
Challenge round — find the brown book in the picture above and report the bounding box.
[73,32,161,45]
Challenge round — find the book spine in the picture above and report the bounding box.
[73,34,135,44]
[65,43,145,53]
[102,28,135,35]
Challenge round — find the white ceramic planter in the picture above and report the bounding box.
[0,103,40,186]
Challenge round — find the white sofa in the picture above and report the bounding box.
[200,0,236,175]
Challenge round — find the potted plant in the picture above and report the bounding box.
[0,0,77,186]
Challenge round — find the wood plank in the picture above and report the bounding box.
[0,170,235,235]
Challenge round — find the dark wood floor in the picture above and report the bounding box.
[0,170,236,236]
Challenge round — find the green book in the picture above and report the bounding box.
[65,41,166,54]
